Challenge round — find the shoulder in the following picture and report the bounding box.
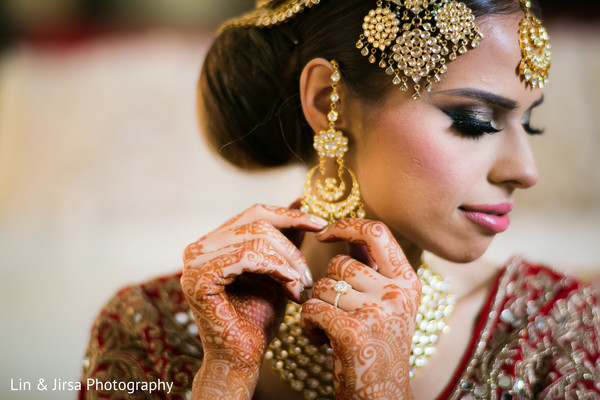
[448,258,600,399]
[497,258,582,312]
[80,272,202,399]
[86,272,200,349]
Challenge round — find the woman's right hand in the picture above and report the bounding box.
[180,204,327,400]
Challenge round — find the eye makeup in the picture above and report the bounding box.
[431,89,546,138]
[440,107,502,139]
[521,108,545,135]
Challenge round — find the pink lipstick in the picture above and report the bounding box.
[459,203,514,234]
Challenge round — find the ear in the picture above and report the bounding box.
[299,58,337,135]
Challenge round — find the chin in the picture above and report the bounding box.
[428,238,492,264]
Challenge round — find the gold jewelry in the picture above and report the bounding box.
[265,263,455,398]
[518,0,551,88]
[300,61,365,223]
[222,0,483,100]
[356,0,483,100]
[221,0,550,93]
[220,0,320,31]
[333,280,352,308]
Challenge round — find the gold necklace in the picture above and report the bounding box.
[265,263,454,400]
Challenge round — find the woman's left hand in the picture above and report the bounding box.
[301,219,421,400]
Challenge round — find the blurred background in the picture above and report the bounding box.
[1,0,599,398]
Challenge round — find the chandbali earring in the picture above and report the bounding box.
[518,0,551,88]
[300,61,365,223]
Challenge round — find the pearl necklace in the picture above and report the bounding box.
[264,263,454,399]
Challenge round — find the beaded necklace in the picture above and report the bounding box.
[265,264,454,400]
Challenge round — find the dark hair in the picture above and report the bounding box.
[199,0,542,169]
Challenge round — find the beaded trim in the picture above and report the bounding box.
[410,264,455,376]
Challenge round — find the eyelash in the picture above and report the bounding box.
[443,110,546,138]
[442,109,501,139]
[523,122,544,135]
[522,114,545,135]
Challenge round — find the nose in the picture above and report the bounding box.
[488,127,539,190]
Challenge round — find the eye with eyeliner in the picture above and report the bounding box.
[440,107,501,138]
[522,110,544,135]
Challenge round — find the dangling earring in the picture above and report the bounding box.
[300,60,365,223]
[518,0,551,88]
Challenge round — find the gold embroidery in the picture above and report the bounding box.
[81,275,202,399]
[449,259,600,399]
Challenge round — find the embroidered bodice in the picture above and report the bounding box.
[79,259,600,399]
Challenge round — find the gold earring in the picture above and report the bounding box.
[300,61,365,223]
[518,0,551,88]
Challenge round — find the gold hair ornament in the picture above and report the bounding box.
[220,0,321,30]
[222,0,482,99]
[356,0,483,100]
[518,0,551,88]
[221,0,550,93]
[300,61,365,223]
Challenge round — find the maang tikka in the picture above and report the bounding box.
[300,61,365,223]
[356,0,483,100]
[221,0,550,95]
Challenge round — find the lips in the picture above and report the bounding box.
[459,203,514,234]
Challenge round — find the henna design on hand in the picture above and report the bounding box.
[181,205,327,399]
[232,220,306,265]
[182,241,294,399]
[303,218,421,399]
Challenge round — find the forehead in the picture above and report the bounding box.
[431,12,542,106]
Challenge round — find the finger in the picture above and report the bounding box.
[323,254,381,293]
[347,242,377,270]
[198,220,314,287]
[184,238,305,302]
[287,198,303,210]
[216,204,328,233]
[312,277,366,312]
[184,204,327,286]
[183,204,326,261]
[322,256,419,312]
[315,219,416,282]
[215,238,305,302]
[183,237,208,261]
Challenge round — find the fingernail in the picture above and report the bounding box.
[309,215,329,228]
[315,225,329,236]
[305,269,314,287]
[287,267,301,279]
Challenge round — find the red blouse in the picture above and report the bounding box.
[79,258,600,399]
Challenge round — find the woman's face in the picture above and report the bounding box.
[342,13,544,264]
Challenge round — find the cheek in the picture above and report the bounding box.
[411,135,476,203]
[357,117,471,212]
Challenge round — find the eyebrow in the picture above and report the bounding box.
[432,88,520,110]
[528,94,544,110]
